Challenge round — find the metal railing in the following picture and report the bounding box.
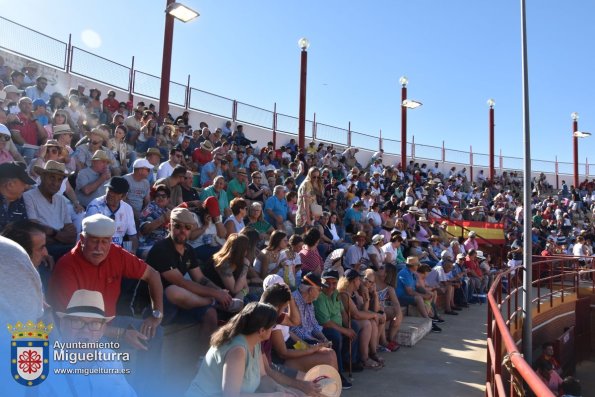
[0,15,592,182]
[486,256,594,397]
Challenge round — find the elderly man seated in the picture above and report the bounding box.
[344,231,371,271]
[396,256,442,332]
[76,149,113,208]
[55,289,137,396]
[23,160,77,260]
[0,161,36,232]
[48,214,164,396]
[289,272,330,346]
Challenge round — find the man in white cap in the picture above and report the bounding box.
[123,158,152,217]
[56,289,137,396]
[145,207,238,351]
[48,214,164,392]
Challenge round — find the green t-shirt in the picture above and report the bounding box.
[227,178,246,204]
[314,290,343,326]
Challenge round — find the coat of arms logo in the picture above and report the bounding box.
[7,320,53,386]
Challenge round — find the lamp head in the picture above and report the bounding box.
[298,38,310,51]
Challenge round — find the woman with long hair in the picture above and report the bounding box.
[374,263,402,352]
[207,233,251,299]
[186,302,296,397]
[108,124,129,175]
[136,116,158,153]
[254,230,288,280]
[337,272,381,370]
[295,166,322,230]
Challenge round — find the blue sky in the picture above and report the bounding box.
[4,0,595,171]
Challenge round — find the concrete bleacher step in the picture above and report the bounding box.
[396,316,432,347]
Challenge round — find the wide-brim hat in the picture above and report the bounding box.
[52,124,73,136]
[90,128,109,142]
[408,206,420,213]
[355,231,367,241]
[200,140,214,151]
[304,364,342,397]
[476,250,486,260]
[91,150,112,163]
[236,168,247,176]
[33,159,68,178]
[146,148,161,158]
[56,289,114,321]
[418,217,429,223]
[372,234,384,245]
[383,218,395,229]
[406,256,421,266]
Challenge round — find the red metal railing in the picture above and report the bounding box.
[486,256,594,396]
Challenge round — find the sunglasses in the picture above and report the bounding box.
[173,223,193,231]
[68,318,105,331]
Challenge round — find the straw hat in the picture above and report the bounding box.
[33,160,68,178]
[354,231,367,241]
[91,150,112,163]
[406,256,421,267]
[372,234,384,245]
[90,128,109,142]
[200,140,214,151]
[304,365,342,397]
[56,289,114,321]
[52,124,73,136]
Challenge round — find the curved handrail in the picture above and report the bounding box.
[486,267,555,397]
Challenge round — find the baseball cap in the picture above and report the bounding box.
[133,158,153,169]
[0,161,36,185]
[344,269,363,281]
[302,272,323,288]
[105,176,129,194]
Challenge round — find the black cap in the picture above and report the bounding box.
[105,176,129,194]
[0,162,36,185]
[302,272,323,288]
[321,269,339,280]
[344,269,363,281]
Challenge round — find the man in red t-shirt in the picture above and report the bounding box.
[12,97,47,148]
[49,213,163,341]
[191,140,213,168]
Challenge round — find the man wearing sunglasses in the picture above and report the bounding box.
[145,207,239,351]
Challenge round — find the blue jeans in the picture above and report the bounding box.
[322,320,360,373]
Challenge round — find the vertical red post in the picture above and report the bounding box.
[400,84,407,170]
[469,145,474,182]
[128,56,135,104]
[298,44,308,150]
[272,102,277,149]
[555,156,559,190]
[347,122,351,147]
[573,117,579,187]
[489,102,495,181]
[184,74,190,109]
[66,33,72,72]
[159,0,175,120]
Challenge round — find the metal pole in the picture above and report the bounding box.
[272,102,277,149]
[298,48,308,150]
[573,118,579,187]
[185,74,191,109]
[489,104,495,181]
[347,121,352,147]
[379,129,383,151]
[128,56,135,104]
[159,0,175,121]
[401,84,407,170]
[520,0,533,365]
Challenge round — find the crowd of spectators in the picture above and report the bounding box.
[0,62,591,396]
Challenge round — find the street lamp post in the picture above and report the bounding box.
[399,76,422,171]
[159,1,199,121]
[400,76,408,171]
[298,38,309,151]
[572,112,591,188]
[488,99,495,182]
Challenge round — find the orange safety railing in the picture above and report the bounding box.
[486,255,594,397]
